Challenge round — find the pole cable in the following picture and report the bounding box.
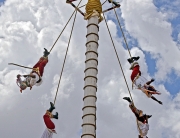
[105,6,143,135]
[112,6,132,58]
[79,0,107,9]
[53,10,78,105]
[102,0,108,5]
[103,12,142,137]
[8,0,83,69]
[102,13,134,102]
[49,0,83,53]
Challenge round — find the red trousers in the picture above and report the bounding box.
[43,114,55,129]
[33,57,48,77]
[131,65,141,81]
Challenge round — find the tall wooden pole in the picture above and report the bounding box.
[82,0,103,138]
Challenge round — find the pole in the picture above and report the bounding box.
[82,0,103,138]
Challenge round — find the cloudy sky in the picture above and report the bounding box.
[0,0,180,138]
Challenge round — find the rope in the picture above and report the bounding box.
[103,12,143,137]
[79,4,86,8]
[8,0,83,70]
[102,13,134,102]
[79,0,107,9]
[112,6,132,58]
[109,4,144,136]
[86,0,102,16]
[111,5,143,135]
[49,0,83,53]
[102,0,108,5]
[53,10,78,105]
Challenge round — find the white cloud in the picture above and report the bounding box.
[121,0,180,82]
[0,0,180,138]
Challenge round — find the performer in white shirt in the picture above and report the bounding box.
[41,102,58,138]
[16,48,49,93]
[127,56,162,105]
[123,97,152,138]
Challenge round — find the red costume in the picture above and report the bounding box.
[16,48,50,92]
[129,103,149,138]
[41,111,56,138]
[131,64,141,82]
[123,97,150,138]
[43,113,55,130]
[33,57,48,77]
[41,102,58,138]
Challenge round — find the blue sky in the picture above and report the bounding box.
[153,0,180,43]
[148,0,180,95]
[108,0,180,96]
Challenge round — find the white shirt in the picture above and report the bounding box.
[138,121,149,137]
[26,72,40,87]
[41,129,53,138]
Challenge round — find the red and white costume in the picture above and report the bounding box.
[41,129,53,138]
[41,112,56,138]
[26,73,40,86]
[33,57,48,77]
[130,62,141,82]
[129,103,149,138]
[137,121,149,138]
[130,62,149,94]
[28,57,48,87]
